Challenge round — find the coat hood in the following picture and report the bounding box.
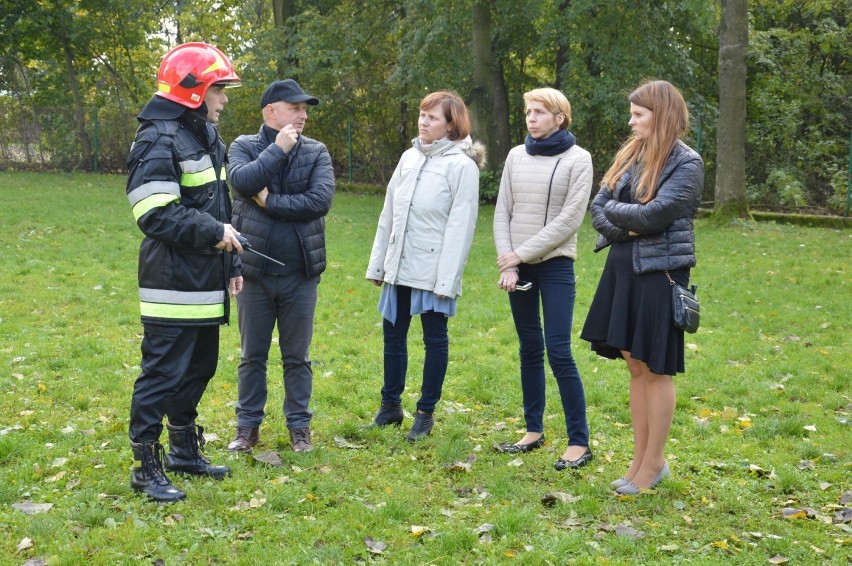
[413,135,487,170]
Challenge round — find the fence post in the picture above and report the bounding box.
[347,113,353,183]
[92,106,99,173]
[846,130,851,217]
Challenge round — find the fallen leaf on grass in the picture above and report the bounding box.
[803,424,817,432]
[22,558,51,566]
[835,508,852,523]
[840,492,852,505]
[364,536,387,555]
[660,544,679,552]
[556,517,588,530]
[253,451,283,467]
[819,482,832,491]
[711,539,730,550]
[614,523,644,539]
[748,464,771,477]
[17,537,34,552]
[507,458,523,467]
[798,460,816,470]
[231,498,266,511]
[475,523,495,535]
[541,492,582,506]
[410,525,431,537]
[444,456,475,472]
[333,436,365,449]
[782,507,808,519]
[12,502,53,515]
[768,555,789,564]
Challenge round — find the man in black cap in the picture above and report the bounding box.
[226,79,335,453]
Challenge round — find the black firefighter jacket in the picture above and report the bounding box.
[227,125,335,280]
[125,110,240,326]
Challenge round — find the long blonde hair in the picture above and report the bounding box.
[601,80,689,203]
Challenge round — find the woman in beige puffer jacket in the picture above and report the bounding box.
[493,87,594,472]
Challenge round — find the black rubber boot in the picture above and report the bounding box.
[406,411,434,441]
[371,402,404,427]
[165,423,230,480]
[131,441,186,503]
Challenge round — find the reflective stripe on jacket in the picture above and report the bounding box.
[126,117,239,326]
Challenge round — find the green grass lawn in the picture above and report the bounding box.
[0,171,850,565]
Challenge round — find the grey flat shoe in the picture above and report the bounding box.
[615,462,670,494]
[610,477,630,489]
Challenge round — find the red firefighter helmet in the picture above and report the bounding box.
[155,42,241,109]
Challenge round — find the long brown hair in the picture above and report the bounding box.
[601,80,689,203]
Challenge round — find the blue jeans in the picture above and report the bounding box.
[235,273,319,430]
[508,257,589,446]
[382,286,449,413]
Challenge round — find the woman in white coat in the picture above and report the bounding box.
[494,88,594,470]
[366,91,485,441]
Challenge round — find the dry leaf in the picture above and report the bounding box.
[660,544,679,552]
[541,492,582,506]
[12,502,53,515]
[17,537,34,552]
[475,523,495,535]
[445,461,472,472]
[711,539,729,550]
[364,536,387,554]
[333,436,365,449]
[768,555,789,564]
[781,507,807,519]
[507,458,523,467]
[840,492,852,505]
[410,525,431,537]
[835,508,852,523]
[614,523,644,539]
[253,451,283,467]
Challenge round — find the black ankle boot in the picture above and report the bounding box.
[131,441,186,502]
[165,423,230,479]
[372,402,404,427]
[406,411,434,441]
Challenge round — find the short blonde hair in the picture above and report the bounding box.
[523,88,572,129]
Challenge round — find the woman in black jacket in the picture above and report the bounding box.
[581,80,704,495]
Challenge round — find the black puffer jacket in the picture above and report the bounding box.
[227,125,335,279]
[590,141,704,274]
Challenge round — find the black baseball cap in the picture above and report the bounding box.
[260,79,320,108]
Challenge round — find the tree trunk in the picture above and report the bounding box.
[491,60,510,167]
[273,0,298,78]
[470,0,499,170]
[713,0,749,220]
[555,0,571,90]
[59,33,92,170]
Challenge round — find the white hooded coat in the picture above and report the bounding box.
[367,136,486,299]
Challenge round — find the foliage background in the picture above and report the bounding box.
[0,0,850,211]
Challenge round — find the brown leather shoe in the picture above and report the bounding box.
[289,427,313,452]
[227,426,259,452]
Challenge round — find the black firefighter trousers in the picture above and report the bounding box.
[129,323,219,443]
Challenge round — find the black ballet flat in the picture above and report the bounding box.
[554,448,593,471]
[495,435,545,454]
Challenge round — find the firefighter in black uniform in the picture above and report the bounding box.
[125,42,243,502]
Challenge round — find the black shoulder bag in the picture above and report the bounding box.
[665,271,699,333]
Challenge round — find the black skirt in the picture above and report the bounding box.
[580,240,689,376]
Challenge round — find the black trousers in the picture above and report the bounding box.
[129,324,219,443]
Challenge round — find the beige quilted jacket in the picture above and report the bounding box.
[493,143,593,265]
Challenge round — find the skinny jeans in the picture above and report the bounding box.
[508,257,589,446]
[381,285,449,413]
